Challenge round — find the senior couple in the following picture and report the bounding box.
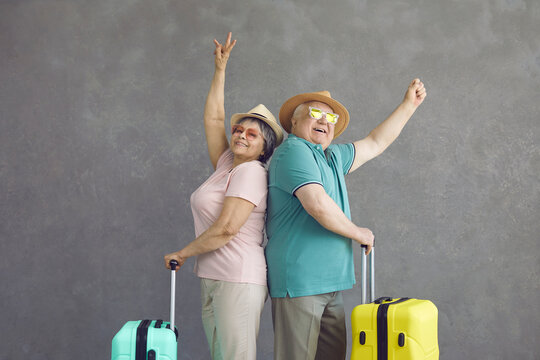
[164,32,427,360]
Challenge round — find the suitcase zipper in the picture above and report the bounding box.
[377,298,410,360]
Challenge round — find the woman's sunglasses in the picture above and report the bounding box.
[231,124,261,141]
[308,106,339,125]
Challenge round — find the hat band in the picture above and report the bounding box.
[250,112,268,119]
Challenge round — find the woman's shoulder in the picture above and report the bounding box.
[227,159,268,197]
[232,159,267,176]
[216,149,234,169]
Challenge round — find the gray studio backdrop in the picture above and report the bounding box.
[1,0,539,359]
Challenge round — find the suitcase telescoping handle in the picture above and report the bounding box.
[360,245,375,304]
[169,260,178,332]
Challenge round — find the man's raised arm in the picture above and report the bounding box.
[349,79,427,173]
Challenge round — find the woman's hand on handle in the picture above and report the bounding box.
[213,32,236,71]
[164,252,186,272]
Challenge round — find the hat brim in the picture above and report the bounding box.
[279,93,350,139]
[230,113,284,145]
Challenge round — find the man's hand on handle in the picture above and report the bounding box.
[356,227,374,255]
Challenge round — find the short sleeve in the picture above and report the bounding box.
[274,141,322,195]
[226,162,268,207]
[330,143,355,175]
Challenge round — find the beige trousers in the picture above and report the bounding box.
[271,292,347,360]
[200,278,268,360]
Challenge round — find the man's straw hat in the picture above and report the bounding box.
[279,91,350,139]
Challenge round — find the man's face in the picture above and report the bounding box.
[291,101,335,150]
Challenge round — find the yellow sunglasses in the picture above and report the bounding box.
[308,106,339,125]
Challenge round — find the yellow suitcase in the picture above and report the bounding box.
[350,248,439,360]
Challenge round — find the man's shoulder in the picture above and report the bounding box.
[327,142,355,164]
[327,142,353,152]
[270,138,315,173]
[273,136,315,159]
[279,135,309,149]
[268,137,323,189]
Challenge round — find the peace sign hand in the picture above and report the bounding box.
[214,32,237,71]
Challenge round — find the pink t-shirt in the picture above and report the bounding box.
[190,149,268,285]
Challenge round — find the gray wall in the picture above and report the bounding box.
[1,0,539,359]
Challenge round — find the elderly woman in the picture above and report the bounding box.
[164,33,283,360]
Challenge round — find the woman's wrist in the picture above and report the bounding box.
[176,250,187,261]
[215,64,227,72]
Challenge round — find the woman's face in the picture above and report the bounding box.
[230,119,265,163]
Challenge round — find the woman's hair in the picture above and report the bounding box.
[236,117,277,163]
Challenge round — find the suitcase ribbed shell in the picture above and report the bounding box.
[351,298,439,360]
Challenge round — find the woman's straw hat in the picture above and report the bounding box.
[231,104,284,145]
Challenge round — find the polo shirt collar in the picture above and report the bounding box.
[288,134,327,155]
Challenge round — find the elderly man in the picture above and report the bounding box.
[265,79,426,359]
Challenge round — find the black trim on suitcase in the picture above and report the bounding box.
[374,297,392,304]
[136,320,151,360]
[377,298,410,360]
[398,333,406,347]
[359,331,366,345]
[166,323,179,340]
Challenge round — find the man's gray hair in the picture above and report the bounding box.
[291,103,308,127]
[236,117,277,163]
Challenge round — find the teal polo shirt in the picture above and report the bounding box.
[265,134,356,298]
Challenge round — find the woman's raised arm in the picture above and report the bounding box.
[204,32,237,169]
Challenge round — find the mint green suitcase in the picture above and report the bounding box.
[112,319,177,360]
[111,261,179,360]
